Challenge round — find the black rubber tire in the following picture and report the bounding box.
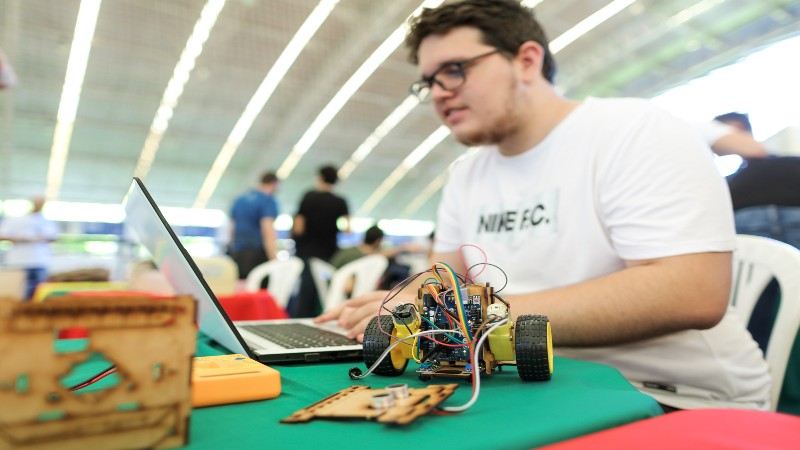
[515,314,553,381]
[363,315,408,376]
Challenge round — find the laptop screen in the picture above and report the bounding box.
[123,177,254,358]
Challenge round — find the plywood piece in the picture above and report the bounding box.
[0,295,195,450]
[281,384,458,426]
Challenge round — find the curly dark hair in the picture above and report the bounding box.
[405,0,556,83]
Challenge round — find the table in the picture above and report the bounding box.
[187,335,662,449]
[539,408,800,450]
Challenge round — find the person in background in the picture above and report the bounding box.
[318,0,770,412]
[0,197,60,299]
[728,156,800,249]
[720,114,800,404]
[229,172,279,280]
[330,225,424,269]
[709,112,800,249]
[0,46,17,89]
[290,165,350,317]
[330,225,425,293]
[692,111,766,158]
[330,225,386,269]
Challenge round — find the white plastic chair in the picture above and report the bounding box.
[729,234,800,411]
[192,255,239,296]
[244,256,304,309]
[308,257,337,305]
[0,269,27,300]
[324,254,388,312]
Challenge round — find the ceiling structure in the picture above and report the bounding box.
[1,0,798,224]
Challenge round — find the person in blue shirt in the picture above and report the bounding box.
[229,172,279,280]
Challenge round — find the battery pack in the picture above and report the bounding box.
[192,354,281,407]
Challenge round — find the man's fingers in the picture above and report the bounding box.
[347,290,389,306]
[314,303,344,323]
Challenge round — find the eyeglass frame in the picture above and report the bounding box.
[409,49,502,101]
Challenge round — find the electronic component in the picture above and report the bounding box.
[281,384,457,426]
[360,262,553,383]
[192,354,281,407]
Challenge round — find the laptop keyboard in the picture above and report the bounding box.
[240,323,357,349]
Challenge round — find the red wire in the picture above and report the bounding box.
[458,244,488,283]
[69,367,118,391]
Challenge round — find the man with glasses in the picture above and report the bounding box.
[318,0,770,411]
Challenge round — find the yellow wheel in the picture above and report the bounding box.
[363,315,408,376]
[515,314,553,381]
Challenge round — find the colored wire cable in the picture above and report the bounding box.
[350,328,463,380]
[69,366,118,391]
[440,318,508,412]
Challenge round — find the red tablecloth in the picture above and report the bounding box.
[216,290,288,321]
[540,408,800,450]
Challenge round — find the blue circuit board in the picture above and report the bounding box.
[418,288,483,363]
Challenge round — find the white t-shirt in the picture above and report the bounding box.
[691,120,737,146]
[434,97,770,409]
[0,212,59,268]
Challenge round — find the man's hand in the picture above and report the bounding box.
[315,290,415,342]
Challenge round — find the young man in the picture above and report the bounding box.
[228,172,280,279]
[318,0,770,410]
[330,226,385,269]
[292,165,350,263]
[290,165,350,317]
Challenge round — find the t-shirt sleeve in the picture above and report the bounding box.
[690,120,735,147]
[597,104,736,260]
[259,197,278,219]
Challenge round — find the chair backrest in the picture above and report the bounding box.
[730,234,800,411]
[0,269,26,301]
[244,256,304,309]
[324,254,389,312]
[308,257,337,304]
[32,281,130,302]
[192,255,239,296]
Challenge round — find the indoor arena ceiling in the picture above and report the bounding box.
[1,0,798,222]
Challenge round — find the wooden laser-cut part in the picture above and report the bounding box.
[0,295,196,450]
[281,384,458,426]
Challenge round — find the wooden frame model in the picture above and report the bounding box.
[0,295,195,450]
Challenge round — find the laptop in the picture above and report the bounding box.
[123,177,363,364]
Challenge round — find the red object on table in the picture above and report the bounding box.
[216,289,288,321]
[539,408,800,450]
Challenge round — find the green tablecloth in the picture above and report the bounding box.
[188,335,662,449]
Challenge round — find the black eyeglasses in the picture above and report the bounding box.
[409,49,501,102]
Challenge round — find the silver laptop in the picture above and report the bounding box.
[123,177,362,363]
